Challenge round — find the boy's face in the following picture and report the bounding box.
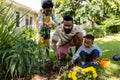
[84,38,93,48]
[44,8,52,16]
[63,21,73,34]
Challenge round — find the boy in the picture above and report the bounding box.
[37,0,60,60]
[70,34,102,68]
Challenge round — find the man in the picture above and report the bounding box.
[52,15,86,61]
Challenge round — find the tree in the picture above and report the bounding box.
[55,0,120,27]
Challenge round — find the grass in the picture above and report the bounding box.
[49,33,120,80]
[95,33,120,80]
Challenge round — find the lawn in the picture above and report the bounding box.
[48,33,120,80]
[94,33,120,80]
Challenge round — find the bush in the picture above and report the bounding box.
[100,18,120,34]
[2,38,41,78]
[0,1,17,79]
[0,1,45,79]
[84,27,106,38]
[20,27,36,40]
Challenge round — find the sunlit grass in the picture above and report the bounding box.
[95,33,120,79]
[95,33,120,61]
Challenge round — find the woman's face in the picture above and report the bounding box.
[44,8,52,16]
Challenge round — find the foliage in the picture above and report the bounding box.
[20,27,36,40]
[0,1,17,78]
[39,21,56,38]
[0,1,16,50]
[55,0,120,26]
[2,38,40,78]
[84,27,106,38]
[39,25,51,38]
[0,1,46,79]
[100,18,120,34]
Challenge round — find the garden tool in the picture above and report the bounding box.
[58,64,69,75]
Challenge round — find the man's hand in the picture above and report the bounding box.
[51,40,57,52]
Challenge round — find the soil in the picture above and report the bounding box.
[13,62,67,80]
[4,62,100,80]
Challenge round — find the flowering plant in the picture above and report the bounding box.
[67,66,98,80]
[39,21,53,38]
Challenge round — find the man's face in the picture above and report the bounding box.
[63,21,73,34]
[44,8,52,16]
[84,38,93,48]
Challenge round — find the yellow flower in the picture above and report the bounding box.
[67,66,98,80]
[68,72,72,78]
[93,72,98,78]
[72,71,77,80]
[72,71,77,76]
[72,76,77,80]
[82,66,98,78]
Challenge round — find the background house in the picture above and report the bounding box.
[5,0,39,28]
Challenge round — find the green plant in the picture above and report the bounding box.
[100,18,120,33]
[20,27,36,40]
[39,22,56,38]
[0,1,43,79]
[84,27,106,38]
[39,25,51,38]
[0,1,18,78]
[2,38,41,78]
[0,2,16,50]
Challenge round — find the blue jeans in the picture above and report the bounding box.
[80,49,100,62]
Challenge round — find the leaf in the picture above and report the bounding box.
[18,65,22,77]
[10,63,16,77]
[2,49,11,62]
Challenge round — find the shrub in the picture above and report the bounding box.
[100,18,120,34]
[20,27,36,40]
[84,27,106,38]
[2,38,41,78]
[0,1,17,79]
[0,1,45,79]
